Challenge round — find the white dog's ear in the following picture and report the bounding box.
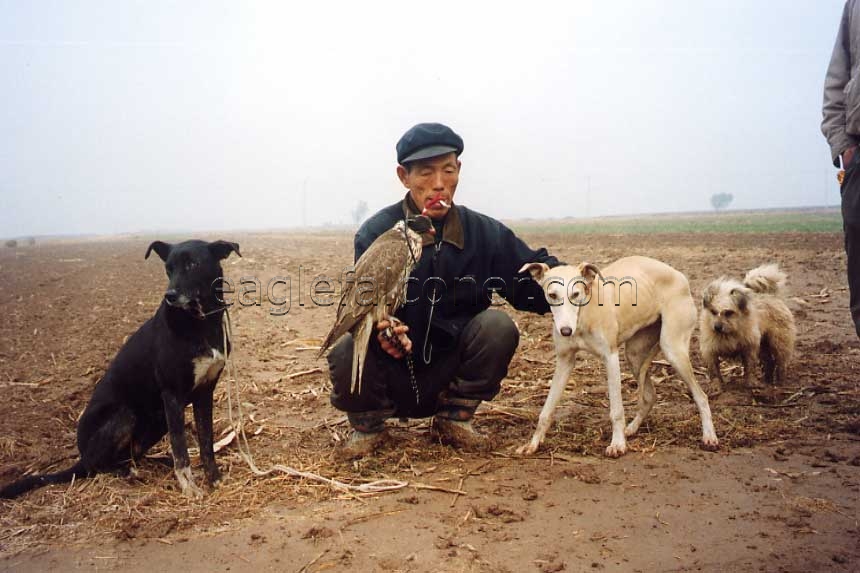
[518,262,550,281]
[578,262,604,284]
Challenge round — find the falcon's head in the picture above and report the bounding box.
[406,214,435,236]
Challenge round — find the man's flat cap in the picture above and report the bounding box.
[396,123,464,165]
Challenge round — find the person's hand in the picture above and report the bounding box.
[843,145,858,169]
[376,319,412,359]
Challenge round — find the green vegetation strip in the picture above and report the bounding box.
[509,210,843,234]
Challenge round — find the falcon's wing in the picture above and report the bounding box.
[318,227,413,354]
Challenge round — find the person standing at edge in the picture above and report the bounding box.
[326,123,561,458]
[823,0,860,338]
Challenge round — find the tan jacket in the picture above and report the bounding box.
[823,0,860,167]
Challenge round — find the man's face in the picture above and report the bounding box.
[397,152,460,220]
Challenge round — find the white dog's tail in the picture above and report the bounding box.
[743,263,786,295]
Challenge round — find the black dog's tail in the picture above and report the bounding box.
[0,461,89,499]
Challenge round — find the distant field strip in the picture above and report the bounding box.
[509,209,843,234]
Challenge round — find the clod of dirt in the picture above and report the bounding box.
[785,516,810,529]
[398,495,420,505]
[249,533,266,544]
[561,465,601,484]
[338,550,354,565]
[116,516,179,541]
[811,340,843,354]
[824,450,847,463]
[537,559,566,572]
[845,418,860,435]
[301,526,333,541]
[484,504,524,523]
[377,556,404,570]
[521,485,538,501]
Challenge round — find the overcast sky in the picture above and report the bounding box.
[0,1,848,237]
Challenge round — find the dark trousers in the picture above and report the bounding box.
[842,158,860,338]
[328,309,519,427]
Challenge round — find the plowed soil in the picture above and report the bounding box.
[1,230,857,572]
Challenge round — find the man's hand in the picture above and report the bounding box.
[843,145,858,169]
[376,319,412,359]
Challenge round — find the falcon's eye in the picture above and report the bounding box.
[547,292,559,301]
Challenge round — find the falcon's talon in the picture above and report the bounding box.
[381,325,409,357]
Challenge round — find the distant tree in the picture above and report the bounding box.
[4,239,17,248]
[710,193,734,211]
[352,200,369,225]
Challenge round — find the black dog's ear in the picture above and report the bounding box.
[145,241,172,261]
[209,240,242,260]
[729,287,749,312]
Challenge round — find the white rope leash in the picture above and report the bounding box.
[220,310,407,494]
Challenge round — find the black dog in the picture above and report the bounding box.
[0,239,240,499]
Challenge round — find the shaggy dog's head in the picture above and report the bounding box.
[701,278,753,337]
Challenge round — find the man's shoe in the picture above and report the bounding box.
[430,417,492,452]
[335,429,389,461]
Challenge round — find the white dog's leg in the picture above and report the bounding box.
[625,344,660,437]
[624,324,661,437]
[662,339,719,450]
[661,304,719,450]
[677,363,719,450]
[517,350,575,455]
[604,352,627,458]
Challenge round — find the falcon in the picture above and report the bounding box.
[318,201,443,395]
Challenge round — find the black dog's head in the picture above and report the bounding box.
[145,240,241,318]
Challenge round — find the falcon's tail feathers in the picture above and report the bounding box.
[350,315,374,395]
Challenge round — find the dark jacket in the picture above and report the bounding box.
[354,193,560,364]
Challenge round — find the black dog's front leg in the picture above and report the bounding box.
[192,388,220,486]
[162,390,203,498]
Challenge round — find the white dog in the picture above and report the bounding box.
[517,256,719,458]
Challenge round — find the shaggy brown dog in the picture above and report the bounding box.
[699,264,796,389]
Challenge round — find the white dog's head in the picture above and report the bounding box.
[519,262,603,337]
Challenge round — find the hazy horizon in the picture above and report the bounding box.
[1,1,848,238]
[0,205,840,242]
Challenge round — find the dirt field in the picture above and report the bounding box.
[0,230,858,572]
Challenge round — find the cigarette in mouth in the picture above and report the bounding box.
[421,195,450,215]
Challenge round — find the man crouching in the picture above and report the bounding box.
[326,123,560,458]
